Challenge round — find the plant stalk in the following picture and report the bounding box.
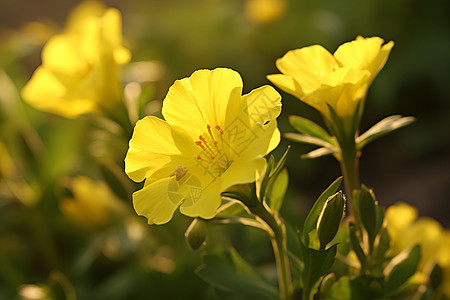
[247,201,292,300]
[338,134,360,224]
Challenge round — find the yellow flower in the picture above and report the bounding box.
[267,36,393,124]
[59,176,129,230]
[21,1,131,118]
[244,0,287,25]
[385,202,450,294]
[125,68,281,225]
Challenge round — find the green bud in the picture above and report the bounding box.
[185,218,207,251]
[316,191,346,250]
[357,185,378,240]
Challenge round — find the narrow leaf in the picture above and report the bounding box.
[216,199,245,217]
[356,115,416,150]
[284,132,334,148]
[301,147,337,159]
[261,146,290,203]
[300,241,337,300]
[384,244,421,293]
[269,169,288,211]
[349,223,367,271]
[289,115,333,144]
[256,155,275,200]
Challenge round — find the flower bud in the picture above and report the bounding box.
[357,185,378,240]
[317,191,346,250]
[185,218,207,251]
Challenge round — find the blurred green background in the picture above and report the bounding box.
[1,0,449,299]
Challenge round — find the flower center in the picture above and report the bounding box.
[195,124,233,178]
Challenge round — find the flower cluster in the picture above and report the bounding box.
[22,1,130,118]
[268,36,393,133]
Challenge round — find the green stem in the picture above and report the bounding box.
[338,136,360,223]
[246,201,292,300]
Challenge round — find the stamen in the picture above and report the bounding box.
[207,124,215,140]
[195,124,232,177]
[215,125,224,135]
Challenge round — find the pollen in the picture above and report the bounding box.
[170,165,188,181]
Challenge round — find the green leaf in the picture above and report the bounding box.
[383,244,421,294]
[301,147,337,159]
[349,223,367,271]
[325,276,373,300]
[256,155,275,200]
[269,145,290,178]
[284,132,334,148]
[185,218,208,251]
[196,250,279,300]
[261,146,290,203]
[300,241,337,300]
[356,115,416,150]
[216,199,245,217]
[430,263,443,290]
[285,221,302,286]
[374,227,390,262]
[289,115,334,144]
[303,177,343,244]
[268,169,288,211]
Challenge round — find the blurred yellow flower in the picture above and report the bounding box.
[59,176,129,230]
[125,68,281,224]
[385,202,450,295]
[244,0,287,25]
[21,1,131,118]
[267,36,393,125]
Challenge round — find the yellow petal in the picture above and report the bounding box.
[437,232,450,266]
[241,85,282,126]
[162,68,243,140]
[385,202,418,232]
[299,68,369,118]
[125,116,194,182]
[22,67,96,118]
[179,180,222,219]
[220,85,281,158]
[411,218,442,266]
[102,8,122,48]
[334,36,394,83]
[268,127,281,153]
[133,178,179,225]
[42,34,87,74]
[235,119,280,160]
[300,83,347,118]
[266,74,304,99]
[275,45,340,95]
[66,1,106,31]
[220,158,266,190]
[322,67,369,87]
